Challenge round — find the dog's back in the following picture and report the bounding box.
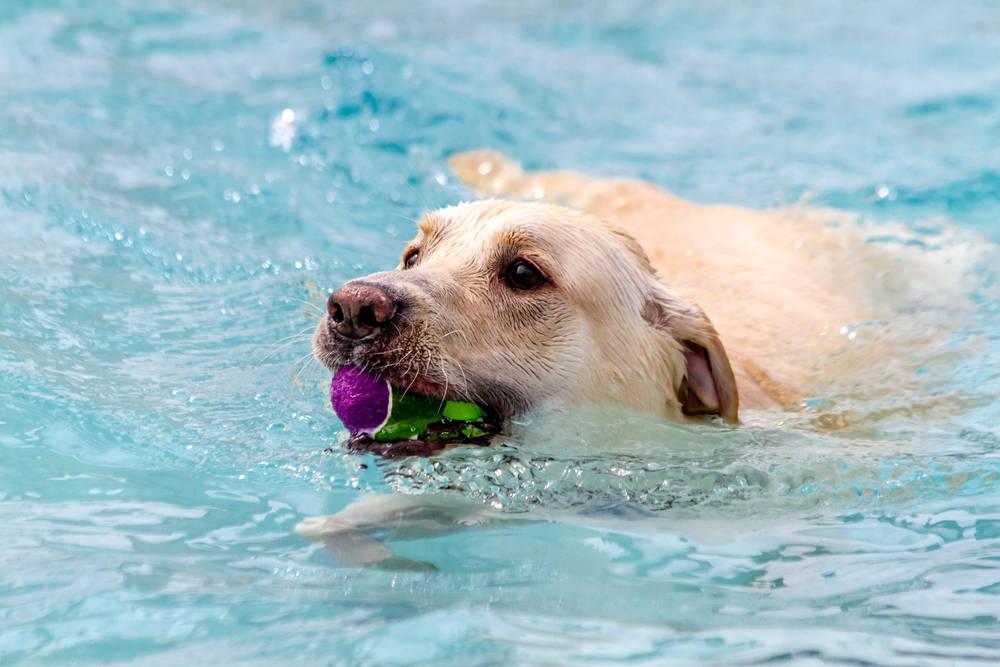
[450,150,978,425]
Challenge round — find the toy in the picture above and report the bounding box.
[330,364,497,444]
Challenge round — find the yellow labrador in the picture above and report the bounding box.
[300,150,978,565]
[315,150,962,427]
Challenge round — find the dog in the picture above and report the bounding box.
[314,151,953,427]
[300,150,978,567]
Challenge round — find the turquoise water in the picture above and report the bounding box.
[2,1,1000,664]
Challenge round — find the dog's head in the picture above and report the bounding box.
[314,200,738,424]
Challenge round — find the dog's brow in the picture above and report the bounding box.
[497,228,543,250]
[417,215,449,244]
[417,216,436,235]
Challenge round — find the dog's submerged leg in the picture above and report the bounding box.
[295,492,506,570]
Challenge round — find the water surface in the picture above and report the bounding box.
[2,1,999,664]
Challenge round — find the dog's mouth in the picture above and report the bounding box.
[313,313,526,424]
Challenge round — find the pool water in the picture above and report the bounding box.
[2,1,1000,664]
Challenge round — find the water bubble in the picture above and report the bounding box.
[270,109,298,151]
[875,185,897,201]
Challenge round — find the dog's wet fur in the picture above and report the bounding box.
[302,149,980,567]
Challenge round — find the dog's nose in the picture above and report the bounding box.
[327,283,398,340]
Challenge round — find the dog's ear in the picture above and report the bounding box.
[643,284,739,424]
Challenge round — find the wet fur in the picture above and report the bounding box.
[445,149,977,420]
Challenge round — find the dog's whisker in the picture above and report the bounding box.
[441,328,470,345]
[436,358,450,412]
[284,296,325,316]
[272,326,316,346]
[388,210,419,226]
[401,372,420,400]
[257,339,309,367]
[291,351,321,384]
[397,347,427,401]
[401,180,438,217]
[397,364,418,400]
[267,323,316,342]
[256,329,316,367]
[450,357,470,396]
[293,355,317,380]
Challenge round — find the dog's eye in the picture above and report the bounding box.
[504,259,545,290]
[402,249,419,269]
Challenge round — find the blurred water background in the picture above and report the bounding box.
[1,1,999,664]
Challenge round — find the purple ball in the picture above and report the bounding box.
[330,365,391,434]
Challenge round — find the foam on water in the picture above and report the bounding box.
[2,1,1000,664]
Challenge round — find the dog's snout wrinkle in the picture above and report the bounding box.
[328,282,398,340]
